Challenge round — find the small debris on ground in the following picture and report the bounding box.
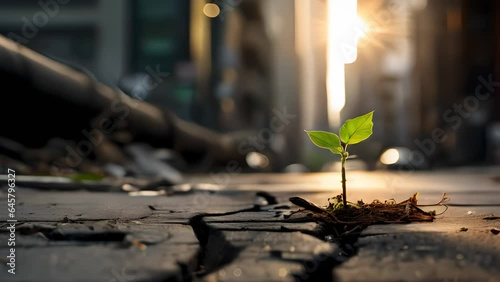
[483,215,500,220]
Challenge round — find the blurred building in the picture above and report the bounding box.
[295,0,500,169]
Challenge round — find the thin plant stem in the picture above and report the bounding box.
[341,154,347,207]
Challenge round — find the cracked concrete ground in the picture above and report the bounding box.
[0,169,499,281]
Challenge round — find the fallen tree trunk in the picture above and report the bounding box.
[0,35,244,168]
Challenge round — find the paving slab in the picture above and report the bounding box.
[202,231,337,282]
[0,221,200,282]
[334,204,500,281]
[0,189,257,224]
[334,231,500,282]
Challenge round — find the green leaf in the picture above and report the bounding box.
[305,130,343,155]
[67,172,105,182]
[340,111,374,145]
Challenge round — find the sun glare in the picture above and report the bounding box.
[327,0,360,128]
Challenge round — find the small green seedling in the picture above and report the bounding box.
[305,111,374,208]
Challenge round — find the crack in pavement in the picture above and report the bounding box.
[187,192,364,282]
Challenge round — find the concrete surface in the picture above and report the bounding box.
[0,168,499,281]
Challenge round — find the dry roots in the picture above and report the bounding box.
[288,193,449,226]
